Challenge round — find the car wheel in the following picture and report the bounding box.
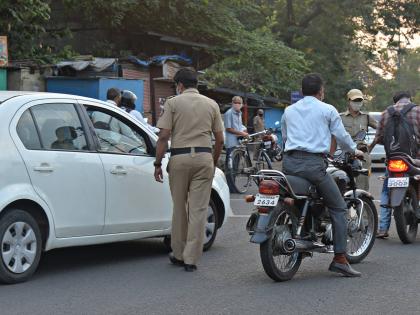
[162,198,220,252]
[0,210,42,284]
[203,199,219,251]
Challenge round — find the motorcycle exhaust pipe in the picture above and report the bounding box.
[284,238,325,252]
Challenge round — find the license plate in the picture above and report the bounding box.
[254,194,279,206]
[388,177,409,188]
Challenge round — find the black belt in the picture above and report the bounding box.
[170,147,212,156]
[285,150,325,157]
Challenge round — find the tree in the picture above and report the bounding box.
[204,29,309,99]
[62,0,308,99]
[254,0,419,109]
[0,0,51,61]
[370,48,420,110]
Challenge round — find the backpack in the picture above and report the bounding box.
[383,103,417,158]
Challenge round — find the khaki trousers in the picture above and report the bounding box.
[168,152,214,265]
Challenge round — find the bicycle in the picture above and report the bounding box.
[227,130,274,194]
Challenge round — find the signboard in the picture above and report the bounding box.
[291,91,303,104]
[0,36,8,67]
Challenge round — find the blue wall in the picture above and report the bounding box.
[46,77,144,113]
[264,108,284,143]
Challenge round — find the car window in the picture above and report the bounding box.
[85,106,148,155]
[31,103,88,151]
[16,110,42,150]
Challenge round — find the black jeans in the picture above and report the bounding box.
[283,151,348,254]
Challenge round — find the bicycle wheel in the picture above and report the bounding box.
[256,150,273,171]
[229,149,252,194]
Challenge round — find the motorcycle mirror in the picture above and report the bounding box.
[274,121,280,126]
[354,130,367,142]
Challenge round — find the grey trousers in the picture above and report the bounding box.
[282,152,348,254]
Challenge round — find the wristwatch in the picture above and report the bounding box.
[153,161,162,167]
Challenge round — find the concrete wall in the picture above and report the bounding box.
[7,68,52,92]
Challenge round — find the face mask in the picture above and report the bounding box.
[350,101,363,112]
[233,103,242,111]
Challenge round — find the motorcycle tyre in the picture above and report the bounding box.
[345,196,378,264]
[259,205,302,282]
[394,186,418,244]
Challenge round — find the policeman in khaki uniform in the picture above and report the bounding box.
[340,89,377,191]
[154,69,224,272]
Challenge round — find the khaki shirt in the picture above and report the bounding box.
[253,116,265,133]
[157,88,224,148]
[339,111,378,138]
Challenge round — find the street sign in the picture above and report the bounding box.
[291,91,303,104]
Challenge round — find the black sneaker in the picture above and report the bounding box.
[184,264,197,272]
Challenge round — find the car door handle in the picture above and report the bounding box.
[33,163,54,173]
[110,166,127,175]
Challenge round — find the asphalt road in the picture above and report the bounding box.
[1,167,420,315]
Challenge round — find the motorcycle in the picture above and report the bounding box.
[245,131,378,281]
[386,153,420,243]
[264,122,283,162]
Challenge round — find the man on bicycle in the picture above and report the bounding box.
[281,73,364,277]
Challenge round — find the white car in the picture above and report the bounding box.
[367,112,386,163]
[0,91,231,283]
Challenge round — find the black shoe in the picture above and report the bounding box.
[184,264,197,272]
[376,230,389,239]
[328,261,361,277]
[169,253,184,267]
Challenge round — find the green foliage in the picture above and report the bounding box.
[370,49,420,110]
[1,0,418,104]
[204,29,309,99]
[0,0,50,61]
[256,0,419,108]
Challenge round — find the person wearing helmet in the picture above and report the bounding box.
[120,90,145,122]
[120,90,160,133]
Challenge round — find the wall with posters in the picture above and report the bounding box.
[0,36,7,90]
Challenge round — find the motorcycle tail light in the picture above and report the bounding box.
[388,159,409,172]
[259,180,280,195]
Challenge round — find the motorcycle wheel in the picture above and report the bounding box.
[346,196,378,264]
[394,186,418,244]
[260,205,302,282]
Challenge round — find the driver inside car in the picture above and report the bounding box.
[281,73,364,278]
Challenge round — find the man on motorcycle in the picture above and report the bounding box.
[369,91,420,238]
[281,73,364,277]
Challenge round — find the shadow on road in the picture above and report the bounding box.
[36,239,169,277]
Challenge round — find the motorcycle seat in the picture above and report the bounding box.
[285,175,317,197]
[407,156,420,168]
